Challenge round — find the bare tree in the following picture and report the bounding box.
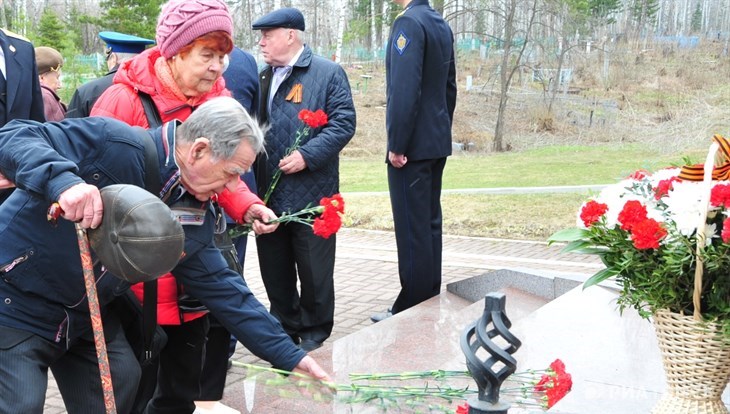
[493,0,539,152]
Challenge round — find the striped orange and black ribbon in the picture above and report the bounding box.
[678,134,730,181]
[286,83,303,103]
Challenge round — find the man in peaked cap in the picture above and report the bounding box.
[66,31,154,118]
[251,7,355,353]
[251,7,306,31]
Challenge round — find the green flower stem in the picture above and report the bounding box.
[349,370,471,381]
[231,362,551,410]
[228,204,325,239]
[262,126,309,205]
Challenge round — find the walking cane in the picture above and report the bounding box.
[48,204,117,414]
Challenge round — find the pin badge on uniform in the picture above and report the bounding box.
[394,31,410,55]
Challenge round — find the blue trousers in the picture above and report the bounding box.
[388,157,446,314]
[0,315,140,414]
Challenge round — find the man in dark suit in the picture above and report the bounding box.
[0,28,45,204]
[0,28,44,126]
[66,31,154,118]
[371,0,457,322]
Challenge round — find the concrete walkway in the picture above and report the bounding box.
[42,228,602,413]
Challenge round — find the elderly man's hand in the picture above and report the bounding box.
[279,150,307,175]
[244,203,279,234]
[292,355,332,383]
[58,183,103,229]
[0,172,15,189]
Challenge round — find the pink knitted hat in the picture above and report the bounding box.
[156,0,233,59]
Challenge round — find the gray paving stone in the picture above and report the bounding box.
[44,228,600,411]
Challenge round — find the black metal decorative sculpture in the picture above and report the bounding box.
[460,292,522,414]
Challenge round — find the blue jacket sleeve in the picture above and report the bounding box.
[172,222,306,371]
[0,120,96,202]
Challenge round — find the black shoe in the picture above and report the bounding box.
[370,308,393,323]
[299,339,323,352]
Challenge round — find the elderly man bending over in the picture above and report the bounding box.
[0,96,329,414]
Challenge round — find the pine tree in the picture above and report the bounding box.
[690,3,702,34]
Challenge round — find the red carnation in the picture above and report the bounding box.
[321,193,345,214]
[628,169,648,180]
[722,217,730,243]
[630,218,667,250]
[312,210,342,239]
[534,359,573,409]
[710,184,730,208]
[618,200,648,231]
[580,200,608,227]
[298,109,328,129]
[455,402,469,414]
[654,177,681,200]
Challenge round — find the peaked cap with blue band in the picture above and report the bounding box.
[98,31,155,54]
[251,7,305,31]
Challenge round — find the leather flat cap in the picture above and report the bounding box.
[252,7,305,31]
[88,184,184,284]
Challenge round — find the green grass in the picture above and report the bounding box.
[340,144,699,192]
[340,144,706,240]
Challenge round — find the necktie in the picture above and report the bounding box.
[268,66,291,111]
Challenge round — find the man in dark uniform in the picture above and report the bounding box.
[66,31,154,118]
[371,0,457,322]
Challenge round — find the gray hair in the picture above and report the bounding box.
[178,97,265,160]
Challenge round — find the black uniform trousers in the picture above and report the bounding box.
[0,314,140,414]
[388,157,447,314]
[256,221,335,344]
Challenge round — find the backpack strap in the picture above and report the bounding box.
[137,91,163,129]
[133,126,162,362]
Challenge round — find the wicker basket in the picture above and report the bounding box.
[652,138,730,414]
[652,310,730,414]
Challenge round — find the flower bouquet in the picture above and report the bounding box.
[232,359,571,413]
[549,134,730,413]
[228,108,345,239]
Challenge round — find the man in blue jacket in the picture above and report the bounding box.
[0,97,329,413]
[252,8,356,352]
[371,0,457,322]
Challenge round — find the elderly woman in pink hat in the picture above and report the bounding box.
[92,1,316,413]
[92,0,234,126]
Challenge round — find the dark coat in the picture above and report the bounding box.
[0,118,305,370]
[255,45,355,214]
[0,29,45,125]
[65,67,117,119]
[223,47,259,117]
[385,0,457,161]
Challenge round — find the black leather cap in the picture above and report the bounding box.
[252,7,305,31]
[88,184,184,284]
